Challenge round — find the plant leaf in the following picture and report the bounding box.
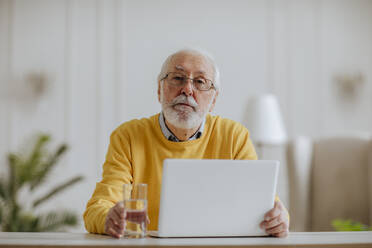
[7,154,19,203]
[0,204,3,224]
[32,176,83,208]
[20,135,50,187]
[1,133,81,232]
[15,212,39,232]
[0,178,7,200]
[30,144,68,191]
[37,210,78,232]
[332,218,370,231]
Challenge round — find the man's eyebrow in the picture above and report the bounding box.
[196,70,206,75]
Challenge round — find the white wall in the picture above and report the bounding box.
[0,0,371,232]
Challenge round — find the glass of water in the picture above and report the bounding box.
[123,183,147,238]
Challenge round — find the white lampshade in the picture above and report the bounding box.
[246,94,287,145]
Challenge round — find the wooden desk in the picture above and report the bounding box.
[1,231,372,248]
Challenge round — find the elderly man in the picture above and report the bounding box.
[83,49,289,238]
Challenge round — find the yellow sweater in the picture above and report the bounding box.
[83,113,257,233]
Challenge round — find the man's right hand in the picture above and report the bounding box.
[105,202,125,238]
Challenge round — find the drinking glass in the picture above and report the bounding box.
[123,183,147,238]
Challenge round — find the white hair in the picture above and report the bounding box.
[157,48,221,91]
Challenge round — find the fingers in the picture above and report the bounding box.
[276,231,289,238]
[105,202,126,238]
[108,217,124,236]
[266,222,288,237]
[264,201,282,221]
[105,202,149,238]
[106,226,121,238]
[114,202,125,216]
[113,207,125,224]
[260,214,286,230]
[105,216,122,238]
[260,200,289,238]
[260,214,289,237]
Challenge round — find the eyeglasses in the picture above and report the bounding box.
[161,72,215,91]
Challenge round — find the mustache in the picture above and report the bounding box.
[171,95,198,108]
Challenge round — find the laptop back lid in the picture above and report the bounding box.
[156,159,279,237]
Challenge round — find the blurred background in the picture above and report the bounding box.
[0,0,371,232]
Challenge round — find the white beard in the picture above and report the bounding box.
[160,85,213,129]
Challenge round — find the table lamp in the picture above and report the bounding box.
[246,94,287,159]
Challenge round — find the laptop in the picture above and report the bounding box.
[150,159,279,238]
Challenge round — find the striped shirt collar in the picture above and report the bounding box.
[159,112,205,142]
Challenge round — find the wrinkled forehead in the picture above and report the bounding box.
[167,52,214,78]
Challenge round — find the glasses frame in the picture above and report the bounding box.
[161,72,215,91]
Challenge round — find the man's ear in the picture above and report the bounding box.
[209,91,219,112]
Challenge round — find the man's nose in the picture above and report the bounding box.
[180,79,194,96]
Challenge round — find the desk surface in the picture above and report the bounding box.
[1,231,372,248]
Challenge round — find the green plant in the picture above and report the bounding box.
[0,134,83,232]
[332,219,372,231]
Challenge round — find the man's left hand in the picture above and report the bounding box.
[260,200,289,238]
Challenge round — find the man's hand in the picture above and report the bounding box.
[260,200,289,238]
[105,202,125,238]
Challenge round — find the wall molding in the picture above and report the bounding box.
[8,0,14,151]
